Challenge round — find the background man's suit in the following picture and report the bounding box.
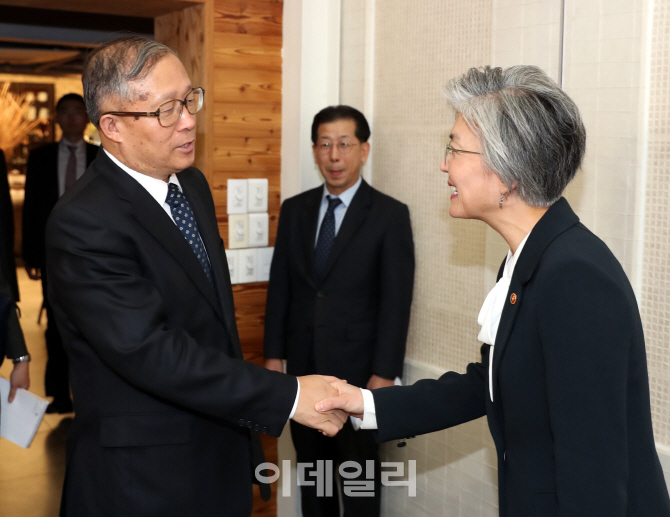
[264,179,414,515]
[370,198,670,517]
[22,141,98,404]
[46,150,297,516]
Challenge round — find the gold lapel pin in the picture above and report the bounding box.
[510,293,517,305]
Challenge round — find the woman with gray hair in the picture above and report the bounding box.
[318,65,670,516]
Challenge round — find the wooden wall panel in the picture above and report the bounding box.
[213,67,281,104]
[213,102,281,137]
[155,3,214,180]
[214,0,283,36]
[213,1,283,515]
[214,32,281,72]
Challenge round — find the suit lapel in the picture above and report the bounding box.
[319,180,372,283]
[180,175,242,357]
[96,153,225,325]
[490,197,580,404]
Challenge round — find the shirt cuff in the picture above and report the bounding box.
[288,378,300,420]
[350,388,378,430]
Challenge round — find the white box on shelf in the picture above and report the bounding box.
[238,248,258,283]
[228,214,249,249]
[227,179,248,215]
[226,249,239,284]
[247,178,269,213]
[257,247,274,282]
[248,212,269,247]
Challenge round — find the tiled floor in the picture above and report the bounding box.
[0,267,70,517]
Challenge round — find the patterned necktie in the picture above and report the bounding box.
[314,195,342,283]
[166,183,213,285]
[64,145,77,191]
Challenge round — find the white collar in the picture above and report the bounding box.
[321,174,363,207]
[102,148,181,207]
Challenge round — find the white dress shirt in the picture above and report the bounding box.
[57,139,88,197]
[356,232,531,429]
[477,232,530,401]
[314,175,363,245]
[104,148,301,418]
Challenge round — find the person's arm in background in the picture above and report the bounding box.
[368,202,415,390]
[1,278,30,403]
[264,201,293,373]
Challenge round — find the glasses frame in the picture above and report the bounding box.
[100,87,205,128]
[316,141,360,155]
[444,142,481,162]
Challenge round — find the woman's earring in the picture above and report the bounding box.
[499,194,504,208]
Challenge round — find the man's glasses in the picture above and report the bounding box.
[316,141,359,155]
[100,87,205,128]
[444,142,481,162]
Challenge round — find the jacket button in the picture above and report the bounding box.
[246,421,253,428]
[262,426,268,433]
[253,424,261,432]
[238,419,245,426]
[317,291,324,298]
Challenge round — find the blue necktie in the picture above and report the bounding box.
[166,183,213,285]
[314,196,341,283]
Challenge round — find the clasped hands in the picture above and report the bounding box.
[292,375,366,437]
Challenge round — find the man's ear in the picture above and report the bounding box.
[98,115,122,143]
[360,141,371,163]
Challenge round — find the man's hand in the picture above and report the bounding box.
[316,377,365,418]
[264,359,284,373]
[9,361,30,403]
[293,375,347,437]
[25,267,41,280]
[367,374,394,390]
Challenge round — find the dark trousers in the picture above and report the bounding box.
[290,418,381,517]
[42,275,70,401]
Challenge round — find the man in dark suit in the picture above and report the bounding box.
[45,37,344,517]
[264,105,415,516]
[22,93,98,413]
[0,149,30,401]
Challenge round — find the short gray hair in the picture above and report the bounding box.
[83,36,176,128]
[444,65,586,207]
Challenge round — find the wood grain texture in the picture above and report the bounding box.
[214,32,281,72]
[213,67,281,104]
[213,102,281,138]
[214,0,282,36]
[155,4,213,180]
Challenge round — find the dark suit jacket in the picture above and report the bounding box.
[46,150,297,517]
[0,150,28,358]
[0,149,18,301]
[0,149,26,361]
[22,141,98,269]
[264,180,414,388]
[372,198,670,517]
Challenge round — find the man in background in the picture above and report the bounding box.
[264,105,415,516]
[22,93,98,413]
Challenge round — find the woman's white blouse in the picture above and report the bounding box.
[478,232,531,402]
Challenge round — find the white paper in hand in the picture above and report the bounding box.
[0,377,49,448]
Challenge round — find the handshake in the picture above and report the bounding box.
[292,375,366,437]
